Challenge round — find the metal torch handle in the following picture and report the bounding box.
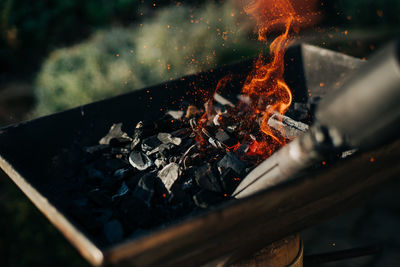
[233,39,400,199]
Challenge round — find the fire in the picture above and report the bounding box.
[242,0,300,146]
[196,0,316,161]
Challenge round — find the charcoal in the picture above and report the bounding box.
[84,144,109,159]
[94,209,113,224]
[100,178,121,193]
[111,147,130,155]
[220,168,242,194]
[113,167,132,179]
[76,83,316,244]
[341,149,357,158]
[171,128,190,138]
[129,151,153,171]
[88,188,112,207]
[141,135,162,152]
[112,181,130,201]
[157,132,182,146]
[267,113,309,140]
[73,198,88,208]
[86,166,104,179]
[168,186,190,204]
[130,122,145,150]
[104,219,124,244]
[146,143,175,156]
[167,110,184,119]
[181,177,195,191]
[213,114,221,126]
[208,137,221,149]
[154,158,164,168]
[217,152,245,175]
[125,173,142,190]
[132,173,157,206]
[226,125,237,133]
[194,163,223,192]
[153,178,170,202]
[215,129,237,147]
[137,120,157,137]
[235,143,250,159]
[193,189,223,209]
[99,123,132,145]
[109,137,132,147]
[119,196,152,227]
[105,158,129,174]
[157,163,180,193]
[131,133,142,150]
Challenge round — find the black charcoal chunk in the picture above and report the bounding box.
[193,189,223,208]
[157,163,180,193]
[141,135,162,152]
[110,147,130,155]
[194,163,223,192]
[105,158,129,174]
[208,137,221,148]
[88,189,112,207]
[129,151,153,171]
[119,197,152,227]
[215,129,237,147]
[101,177,121,192]
[86,166,104,179]
[220,168,242,194]
[84,144,109,157]
[126,173,142,190]
[181,177,195,191]
[113,167,132,179]
[132,173,157,206]
[104,220,124,243]
[74,198,88,208]
[99,123,132,145]
[112,181,129,201]
[217,152,245,175]
[157,132,182,146]
[130,122,145,149]
[146,143,175,156]
[95,209,113,225]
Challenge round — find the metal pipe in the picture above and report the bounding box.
[233,39,400,198]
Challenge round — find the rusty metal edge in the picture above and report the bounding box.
[0,155,104,266]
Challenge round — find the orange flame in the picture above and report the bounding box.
[196,0,317,161]
[241,0,304,150]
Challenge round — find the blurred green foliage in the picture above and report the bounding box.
[33,1,259,116]
[0,0,184,72]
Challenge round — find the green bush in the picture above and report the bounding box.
[33,1,259,116]
[0,0,188,71]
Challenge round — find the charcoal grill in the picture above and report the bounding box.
[1,44,399,266]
